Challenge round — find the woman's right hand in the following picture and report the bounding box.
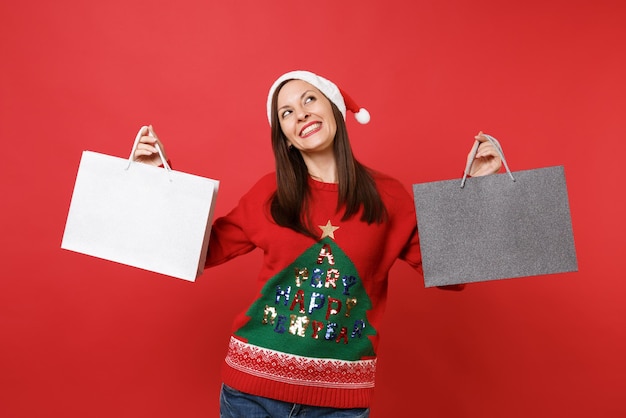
[133,125,168,166]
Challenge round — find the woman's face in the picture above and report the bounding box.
[276,79,337,156]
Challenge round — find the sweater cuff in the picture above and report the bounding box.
[436,284,466,291]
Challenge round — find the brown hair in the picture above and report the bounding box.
[269,80,387,239]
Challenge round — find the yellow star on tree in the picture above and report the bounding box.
[318,220,340,239]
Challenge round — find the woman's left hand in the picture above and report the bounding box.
[466,131,502,177]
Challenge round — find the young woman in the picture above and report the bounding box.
[134,70,502,417]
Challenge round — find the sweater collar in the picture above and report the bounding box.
[307,175,339,191]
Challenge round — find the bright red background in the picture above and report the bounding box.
[2,1,624,417]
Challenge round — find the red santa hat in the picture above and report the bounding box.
[267,70,370,126]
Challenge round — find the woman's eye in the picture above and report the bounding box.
[281,110,292,118]
[304,96,315,104]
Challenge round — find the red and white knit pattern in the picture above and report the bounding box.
[225,337,376,389]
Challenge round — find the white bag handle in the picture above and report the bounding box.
[126,125,171,172]
[461,134,515,188]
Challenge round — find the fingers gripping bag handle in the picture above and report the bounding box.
[126,125,171,172]
[461,134,515,188]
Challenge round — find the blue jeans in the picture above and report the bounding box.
[219,384,370,418]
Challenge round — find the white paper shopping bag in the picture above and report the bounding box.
[61,126,219,281]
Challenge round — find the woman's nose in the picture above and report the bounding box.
[296,108,310,120]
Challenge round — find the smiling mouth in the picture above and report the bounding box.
[300,122,322,137]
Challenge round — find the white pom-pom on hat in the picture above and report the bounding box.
[267,70,370,126]
[354,108,371,124]
[339,87,370,125]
